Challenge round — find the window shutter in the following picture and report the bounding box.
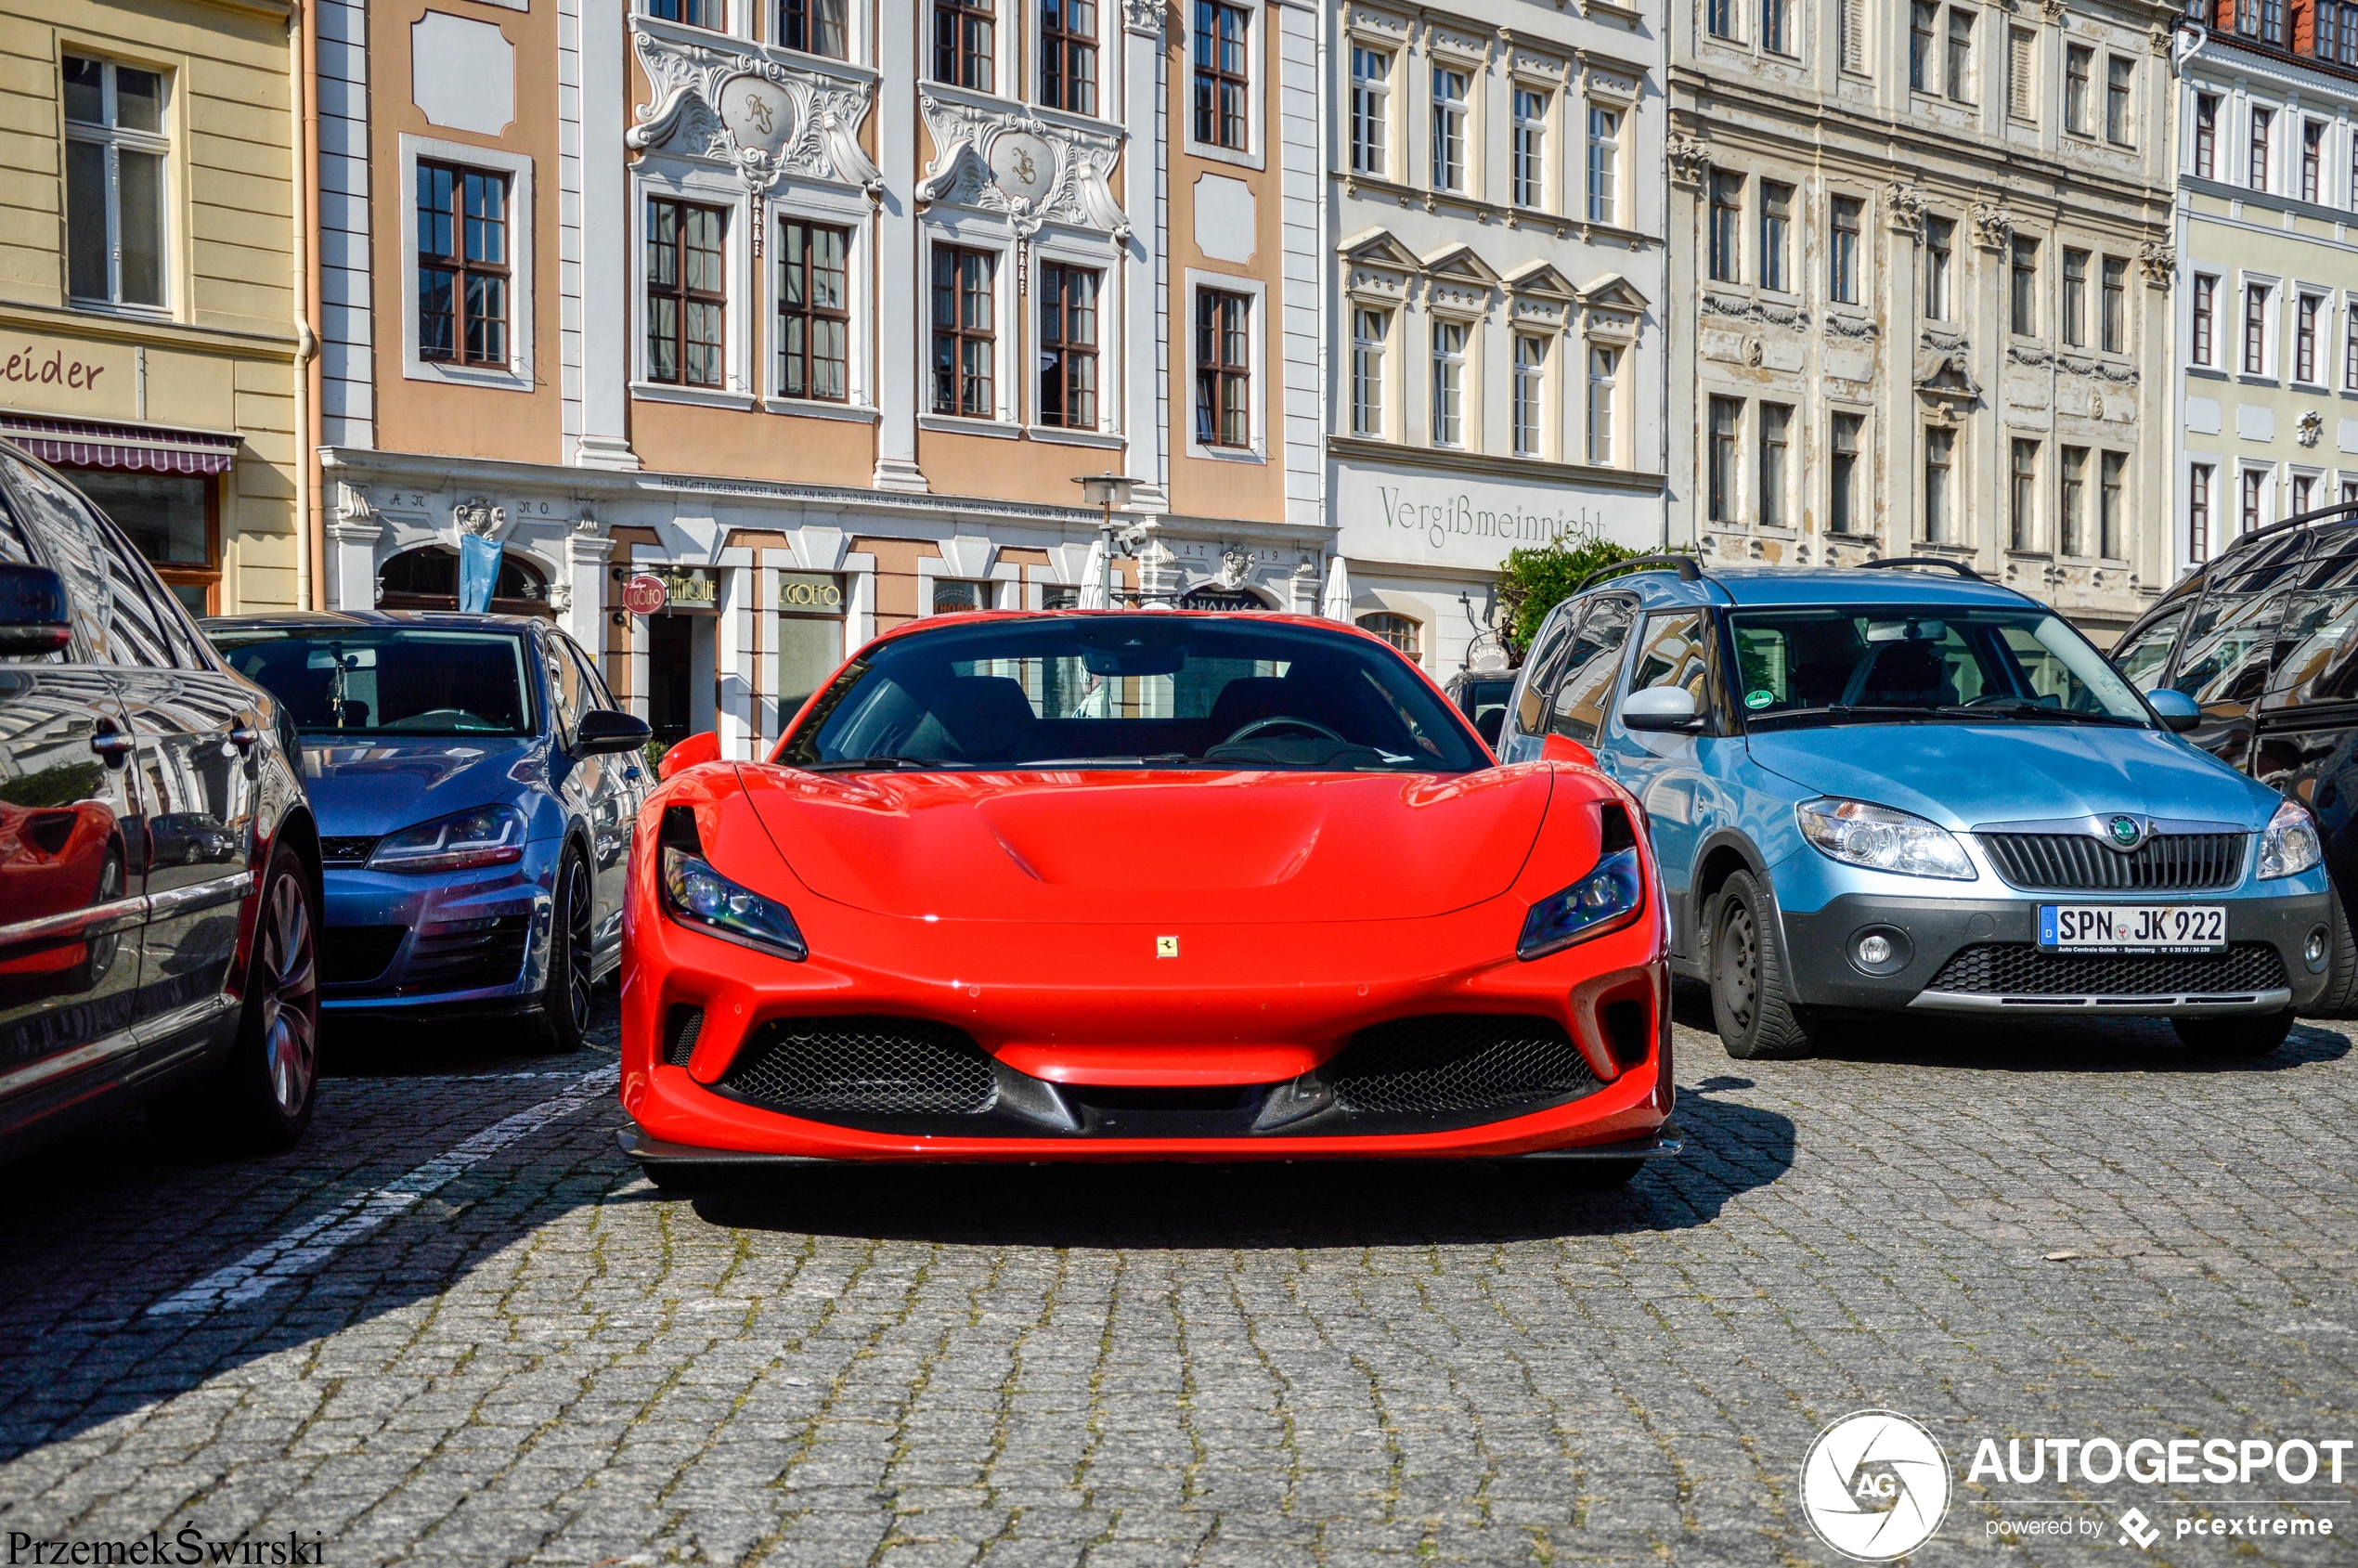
[2008,29,2034,118]
[1841,0,1866,71]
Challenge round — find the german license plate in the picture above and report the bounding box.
[2039,904,2226,952]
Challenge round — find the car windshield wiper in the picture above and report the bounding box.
[1006,753,1201,768]
[1932,702,2142,726]
[1746,705,1949,726]
[798,756,965,772]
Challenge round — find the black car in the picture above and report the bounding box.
[0,443,322,1162]
[1443,668,1516,748]
[2111,505,2358,1014]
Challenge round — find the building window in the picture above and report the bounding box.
[2297,292,2322,383]
[1946,9,1975,103]
[2009,438,2038,551]
[1708,0,1736,41]
[1829,411,1861,533]
[1192,1,1249,149]
[2193,273,2217,366]
[930,244,996,416]
[2009,237,2038,336]
[2060,445,2087,555]
[2324,0,2358,63]
[1358,613,1419,657]
[2005,29,2032,120]
[645,198,726,388]
[1037,262,1099,430]
[1350,306,1386,436]
[932,578,988,615]
[1511,334,1547,458]
[780,0,848,56]
[2243,466,2267,533]
[1196,287,1251,447]
[2062,45,2092,136]
[777,219,849,401]
[2105,55,2131,144]
[1708,172,1742,283]
[1431,318,1466,446]
[2346,296,2358,390]
[1587,106,1621,225]
[2305,120,2326,202]
[2061,249,2087,347]
[1829,195,1861,305]
[1707,396,1740,522]
[1839,0,1866,72]
[2251,107,2272,192]
[416,162,509,367]
[2100,450,2124,557]
[2195,93,2217,177]
[1911,2,1936,91]
[934,0,995,89]
[2294,473,2316,515]
[1350,47,1389,175]
[1925,216,1953,320]
[1431,66,1469,190]
[1512,88,1548,210]
[63,56,167,310]
[1759,181,1792,292]
[1924,426,1955,542]
[77,470,217,616]
[1041,0,1098,113]
[1758,402,1792,528]
[645,0,722,26]
[2190,462,2212,561]
[1762,0,1792,55]
[1587,343,1618,466]
[2102,257,2126,353]
[2245,282,2271,374]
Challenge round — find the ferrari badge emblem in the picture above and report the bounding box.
[1156,936,1179,958]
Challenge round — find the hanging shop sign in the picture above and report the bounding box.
[777,572,845,614]
[621,573,669,616]
[654,566,720,614]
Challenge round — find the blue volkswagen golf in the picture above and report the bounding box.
[202,611,649,1050]
[1499,559,2333,1058]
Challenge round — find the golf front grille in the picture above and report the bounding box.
[1977,832,2247,892]
[721,1017,998,1115]
[321,925,405,984]
[319,836,379,867]
[402,914,531,991]
[1926,942,2288,996]
[1326,1014,1600,1115]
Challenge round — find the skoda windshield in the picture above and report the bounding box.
[212,626,537,737]
[781,615,1485,772]
[1730,605,2154,729]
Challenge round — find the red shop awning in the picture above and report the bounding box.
[0,412,240,474]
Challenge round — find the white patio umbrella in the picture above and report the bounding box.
[1321,556,1353,621]
[1077,536,1109,609]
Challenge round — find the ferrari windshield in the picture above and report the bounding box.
[210,626,537,736]
[781,616,1485,772]
[1730,606,2152,728]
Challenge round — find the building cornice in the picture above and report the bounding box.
[1335,175,1662,249]
[1328,435,1669,492]
[2188,31,2358,98]
[0,301,300,361]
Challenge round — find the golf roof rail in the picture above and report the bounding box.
[1572,553,1705,596]
[1855,557,1986,581]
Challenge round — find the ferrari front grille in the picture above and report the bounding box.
[722,1017,998,1115]
[1978,832,2247,891]
[1925,942,2288,996]
[662,1005,705,1068]
[1327,1014,1600,1115]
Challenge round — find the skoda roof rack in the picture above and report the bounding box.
[1572,552,1707,596]
[1856,556,1985,581]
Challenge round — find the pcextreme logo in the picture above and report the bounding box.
[1798,1410,1954,1562]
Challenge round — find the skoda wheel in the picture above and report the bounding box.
[2302,883,2358,1020]
[2172,1009,2296,1056]
[536,847,593,1053]
[1710,871,1819,1061]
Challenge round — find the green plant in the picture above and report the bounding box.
[1494,537,1645,659]
[641,736,671,773]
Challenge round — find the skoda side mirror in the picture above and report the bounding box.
[1621,686,1704,732]
[2145,688,2202,733]
[0,562,71,654]
[574,707,652,756]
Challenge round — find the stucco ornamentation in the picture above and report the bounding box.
[1884,182,1927,239]
[915,91,1130,240]
[1824,313,1879,339]
[1122,0,1164,35]
[1970,203,2014,251]
[2300,409,2326,447]
[2137,240,2174,290]
[1665,135,1711,187]
[1703,292,1807,330]
[628,26,885,196]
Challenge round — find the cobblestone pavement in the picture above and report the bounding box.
[1,991,2354,1567]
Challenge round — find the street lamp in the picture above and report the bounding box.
[1075,473,1137,606]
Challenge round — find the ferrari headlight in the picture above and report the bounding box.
[660,844,808,960]
[368,804,527,873]
[1518,848,1645,960]
[1796,797,1975,880]
[2259,798,2324,880]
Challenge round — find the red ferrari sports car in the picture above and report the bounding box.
[616,611,1679,1183]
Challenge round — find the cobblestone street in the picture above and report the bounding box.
[1,991,2353,1566]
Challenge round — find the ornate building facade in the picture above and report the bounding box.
[1667,0,2179,642]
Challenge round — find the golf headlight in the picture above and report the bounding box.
[368,804,527,873]
[660,844,808,960]
[1518,847,1645,960]
[2259,798,2324,880]
[1797,797,1976,880]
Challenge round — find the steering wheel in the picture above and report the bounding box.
[1221,716,1349,747]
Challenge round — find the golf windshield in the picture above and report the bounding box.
[210,626,536,736]
[1730,606,2153,727]
[780,616,1484,772]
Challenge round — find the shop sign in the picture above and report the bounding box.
[657,566,719,614]
[777,572,844,614]
[622,573,668,616]
[1332,460,1660,571]
[0,335,136,418]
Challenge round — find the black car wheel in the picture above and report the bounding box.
[2302,882,2358,1020]
[2172,1009,2297,1056]
[536,847,593,1053]
[149,842,321,1153]
[1710,871,1819,1061]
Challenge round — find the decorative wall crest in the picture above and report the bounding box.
[1665,135,1711,187]
[628,26,885,195]
[1970,203,2014,251]
[1885,182,1926,239]
[2300,409,2326,447]
[2137,240,2174,290]
[1216,547,1256,589]
[1122,0,1165,35]
[453,498,512,542]
[915,91,1129,240]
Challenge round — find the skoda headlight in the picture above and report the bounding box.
[2259,798,2324,880]
[1518,847,1645,960]
[368,804,527,873]
[660,844,808,960]
[1796,797,1976,880]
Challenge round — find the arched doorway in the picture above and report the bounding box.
[377,544,554,616]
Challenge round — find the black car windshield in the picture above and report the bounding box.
[1730,606,2152,728]
[781,616,1484,772]
[209,626,537,736]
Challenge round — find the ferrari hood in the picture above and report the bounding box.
[738,765,1556,922]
